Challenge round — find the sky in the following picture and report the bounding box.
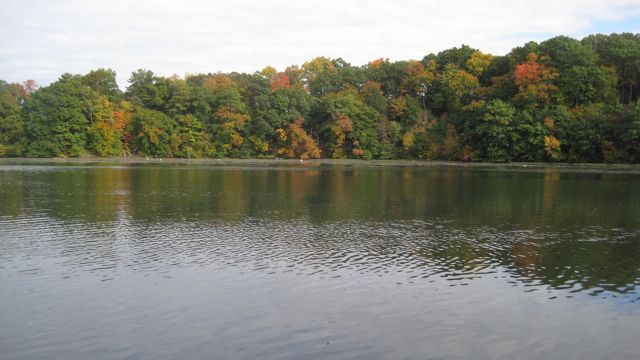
[1,0,639,88]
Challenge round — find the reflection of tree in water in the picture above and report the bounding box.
[506,229,640,297]
[406,225,640,298]
[2,164,640,298]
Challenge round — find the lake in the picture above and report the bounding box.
[1,160,640,359]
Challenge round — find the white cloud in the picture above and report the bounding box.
[1,0,639,87]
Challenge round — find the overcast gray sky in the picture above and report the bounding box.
[1,0,639,88]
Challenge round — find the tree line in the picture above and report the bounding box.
[1,33,640,162]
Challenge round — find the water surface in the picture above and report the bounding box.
[1,160,640,359]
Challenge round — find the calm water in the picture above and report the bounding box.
[1,160,640,359]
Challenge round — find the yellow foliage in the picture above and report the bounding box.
[276,128,287,142]
[463,100,486,112]
[249,136,270,153]
[362,80,382,94]
[214,107,250,149]
[214,106,249,128]
[217,121,244,148]
[260,66,278,79]
[402,60,436,94]
[402,131,415,150]
[150,130,160,145]
[328,113,353,158]
[281,119,321,159]
[544,117,555,132]
[391,96,407,117]
[544,135,561,161]
[230,133,243,147]
[302,57,337,81]
[331,114,353,136]
[203,74,234,94]
[466,51,493,77]
[368,58,388,68]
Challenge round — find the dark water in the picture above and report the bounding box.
[1,160,640,360]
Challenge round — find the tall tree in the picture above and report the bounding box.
[23,74,93,157]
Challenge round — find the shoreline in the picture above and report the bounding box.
[1,157,640,173]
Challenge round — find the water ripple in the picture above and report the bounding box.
[2,214,639,301]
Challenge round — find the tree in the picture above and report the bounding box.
[259,66,277,79]
[473,99,519,161]
[619,101,640,162]
[270,72,291,92]
[402,60,436,108]
[87,96,123,156]
[212,106,250,156]
[435,45,477,70]
[126,69,163,109]
[82,68,122,102]
[360,80,388,114]
[131,106,175,157]
[557,65,618,106]
[592,33,640,103]
[319,91,383,159]
[432,64,480,112]
[0,81,29,156]
[332,58,364,90]
[284,65,305,88]
[513,53,561,108]
[1,32,639,163]
[276,118,321,159]
[366,58,407,98]
[23,74,92,157]
[539,36,597,70]
[510,41,540,63]
[390,95,420,127]
[252,87,313,136]
[554,104,605,162]
[466,51,493,77]
[170,114,214,158]
[302,57,339,96]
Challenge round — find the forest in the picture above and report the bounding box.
[1,33,640,162]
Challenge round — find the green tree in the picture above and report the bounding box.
[539,36,597,70]
[170,114,214,158]
[82,68,122,102]
[302,57,339,97]
[435,45,477,70]
[591,33,640,103]
[23,74,92,157]
[432,64,480,113]
[251,87,314,148]
[0,81,30,156]
[126,69,164,109]
[557,65,618,106]
[319,91,383,159]
[131,106,175,157]
[365,58,408,99]
[474,99,519,161]
[619,101,640,161]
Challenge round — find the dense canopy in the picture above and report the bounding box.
[2,33,640,162]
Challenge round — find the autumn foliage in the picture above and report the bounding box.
[514,54,556,87]
[3,33,640,163]
[513,53,560,106]
[270,73,291,92]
